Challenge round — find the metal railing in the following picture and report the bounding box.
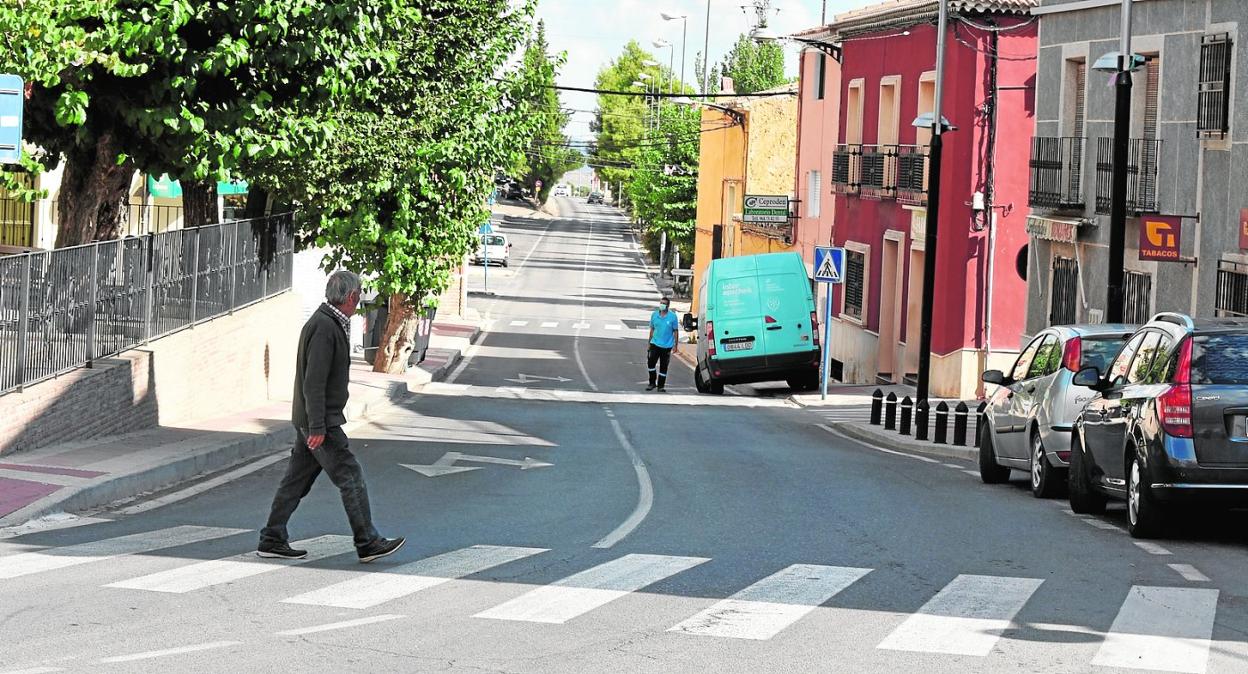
[896,145,929,206]
[126,203,184,237]
[1095,137,1161,215]
[1215,260,1248,318]
[1029,136,1085,210]
[831,144,861,195]
[859,145,896,200]
[0,213,294,395]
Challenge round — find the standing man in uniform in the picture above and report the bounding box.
[647,296,680,392]
[258,270,405,563]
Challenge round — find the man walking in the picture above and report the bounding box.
[646,296,680,392]
[258,270,404,563]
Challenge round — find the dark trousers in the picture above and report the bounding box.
[647,344,672,387]
[260,426,380,550]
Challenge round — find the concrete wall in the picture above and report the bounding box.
[1026,0,1248,335]
[0,292,301,456]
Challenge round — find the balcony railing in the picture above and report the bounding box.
[860,145,897,200]
[1095,137,1161,215]
[1029,136,1085,210]
[831,144,861,195]
[896,145,929,206]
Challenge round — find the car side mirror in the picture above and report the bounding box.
[1072,366,1102,389]
[981,369,1008,386]
[682,313,697,331]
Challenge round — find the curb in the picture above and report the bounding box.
[831,421,978,463]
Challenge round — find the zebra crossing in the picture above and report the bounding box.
[501,319,644,335]
[0,526,1231,672]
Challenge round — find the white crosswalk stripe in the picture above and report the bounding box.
[876,574,1043,656]
[282,545,548,609]
[474,553,709,624]
[669,564,871,640]
[0,526,247,580]
[105,535,351,593]
[1092,586,1219,674]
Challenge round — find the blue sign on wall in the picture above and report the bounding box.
[0,74,24,165]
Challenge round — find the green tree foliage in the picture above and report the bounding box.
[250,1,549,372]
[0,0,399,246]
[589,41,661,191]
[718,33,788,94]
[626,104,700,264]
[511,21,582,203]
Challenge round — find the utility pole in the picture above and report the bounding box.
[1106,0,1134,323]
[701,0,711,99]
[915,0,949,406]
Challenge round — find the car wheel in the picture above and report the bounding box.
[1127,453,1165,539]
[1068,434,1108,515]
[694,367,710,394]
[502,260,509,268]
[978,425,1011,484]
[708,373,725,395]
[1030,429,1065,499]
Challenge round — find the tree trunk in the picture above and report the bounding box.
[92,188,132,241]
[54,132,136,248]
[182,178,219,227]
[373,294,420,374]
[244,187,270,219]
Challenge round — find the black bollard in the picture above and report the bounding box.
[915,399,930,441]
[934,401,949,445]
[975,401,988,447]
[899,396,913,436]
[953,401,969,446]
[884,392,898,431]
[870,388,884,426]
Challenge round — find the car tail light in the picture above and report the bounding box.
[810,311,820,347]
[1158,338,1193,439]
[706,321,716,357]
[1062,337,1082,372]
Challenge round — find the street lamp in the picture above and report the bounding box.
[651,40,674,94]
[661,11,688,95]
[1097,0,1138,324]
[751,26,846,60]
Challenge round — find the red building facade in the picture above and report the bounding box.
[812,0,1037,398]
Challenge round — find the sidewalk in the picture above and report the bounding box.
[0,318,481,528]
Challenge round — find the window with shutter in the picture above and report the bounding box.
[1198,35,1232,138]
[844,250,866,320]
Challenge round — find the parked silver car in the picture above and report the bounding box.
[978,324,1135,497]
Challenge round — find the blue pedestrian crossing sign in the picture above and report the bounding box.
[0,74,23,165]
[814,247,846,284]
[478,221,495,235]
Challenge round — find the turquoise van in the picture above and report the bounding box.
[690,252,821,394]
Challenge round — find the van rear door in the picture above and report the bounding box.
[713,275,762,360]
[1190,333,1248,467]
[757,273,815,359]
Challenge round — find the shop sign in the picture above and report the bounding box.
[743,195,789,224]
[1139,215,1182,261]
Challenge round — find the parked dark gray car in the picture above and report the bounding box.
[979,324,1135,497]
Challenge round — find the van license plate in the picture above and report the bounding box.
[722,339,754,352]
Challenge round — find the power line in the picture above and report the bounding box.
[545,83,795,99]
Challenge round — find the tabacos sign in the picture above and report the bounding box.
[1139,215,1182,261]
[1240,208,1248,250]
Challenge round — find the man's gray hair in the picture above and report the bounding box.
[325,270,362,305]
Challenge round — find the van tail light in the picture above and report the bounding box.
[706,321,716,357]
[1062,337,1082,372]
[1158,338,1193,439]
[811,311,820,347]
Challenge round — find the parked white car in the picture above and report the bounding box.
[472,233,510,267]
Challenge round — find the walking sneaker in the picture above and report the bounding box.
[256,542,308,559]
[358,536,406,563]
[656,386,666,392]
[646,384,656,391]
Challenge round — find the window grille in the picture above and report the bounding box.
[1122,270,1153,324]
[1215,260,1248,317]
[1050,256,1078,326]
[1198,35,1233,138]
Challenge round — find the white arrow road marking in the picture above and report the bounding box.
[401,452,553,478]
[503,373,573,384]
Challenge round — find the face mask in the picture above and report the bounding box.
[658,304,669,312]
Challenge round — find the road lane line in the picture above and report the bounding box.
[669,564,871,640]
[541,321,559,328]
[877,574,1043,656]
[591,418,654,549]
[1092,586,1218,673]
[0,526,247,580]
[115,453,288,516]
[282,545,548,609]
[105,535,351,593]
[572,322,590,329]
[1083,519,1122,531]
[98,641,240,663]
[604,324,622,331]
[276,615,406,636]
[474,554,708,624]
[1134,541,1173,555]
[509,320,529,327]
[572,218,599,392]
[2,667,67,673]
[1168,564,1210,583]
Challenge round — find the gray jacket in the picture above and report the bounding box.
[292,305,350,434]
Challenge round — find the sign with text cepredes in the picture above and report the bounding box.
[1139,215,1182,261]
[742,195,789,224]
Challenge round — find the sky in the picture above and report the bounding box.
[534,0,876,142]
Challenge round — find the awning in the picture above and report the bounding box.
[1026,215,1090,244]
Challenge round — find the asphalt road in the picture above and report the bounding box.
[3,197,1248,674]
